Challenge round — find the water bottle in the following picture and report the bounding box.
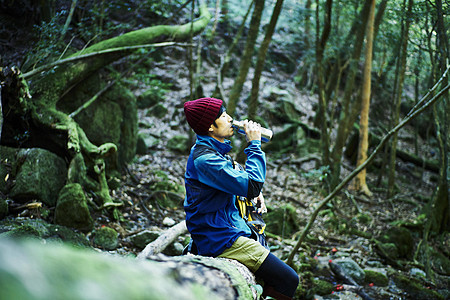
[232,120,273,143]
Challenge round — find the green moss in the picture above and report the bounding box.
[146,103,168,118]
[94,226,119,250]
[364,269,389,287]
[0,224,41,239]
[392,273,443,299]
[378,226,414,258]
[167,135,189,153]
[265,204,299,238]
[137,88,163,109]
[357,213,372,224]
[10,148,67,206]
[0,146,19,194]
[54,183,94,232]
[312,279,335,296]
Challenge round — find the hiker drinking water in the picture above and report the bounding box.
[183,97,299,300]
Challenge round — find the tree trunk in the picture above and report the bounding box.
[248,0,285,119]
[387,0,413,198]
[329,0,371,189]
[304,0,312,49]
[351,0,376,197]
[429,0,449,234]
[214,1,254,99]
[314,0,333,167]
[227,0,265,117]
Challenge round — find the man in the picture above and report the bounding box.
[183,97,299,300]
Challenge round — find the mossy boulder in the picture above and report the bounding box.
[163,242,185,256]
[0,241,211,300]
[364,269,389,287]
[0,238,255,300]
[416,244,450,276]
[136,134,148,155]
[54,183,94,232]
[94,226,119,250]
[129,229,161,249]
[137,88,161,109]
[265,88,303,123]
[58,76,138,170]
[264,204,299,238]
[9,148,67,206]
[146,103,168,119]
[378,226,414,259]
[295,137,321,158]
[311,278,335,296]
[0,218,89,247]
[0,223,42,239]
[333,258,365,285]
[167,135,190,153]
[392,272,444,299]
[0,146,19,194]
[136,134,160,155]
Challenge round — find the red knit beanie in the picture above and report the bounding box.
[184,97,223,135]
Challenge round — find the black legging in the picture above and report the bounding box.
[254,253,299,298]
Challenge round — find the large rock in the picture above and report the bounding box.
[58,75,138,170]
[9,148,67,206]
[0,146,19,194]
[333,258,365,285]
[377,226,414,259]
[167,135,190,153]
[0,238,257,300]
[129,229,162,249]
[0,218,89,247]
[54,183,94,232]
[93,226,119,250]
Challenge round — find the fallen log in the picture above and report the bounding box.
[137,220,188,260]
[345,124,439,172]
[0,238,259,300]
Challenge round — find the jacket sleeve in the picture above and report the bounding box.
[194,140,266,198]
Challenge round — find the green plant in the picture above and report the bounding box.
[301,165,330,182]
[22,12,66,71]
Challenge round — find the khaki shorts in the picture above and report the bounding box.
[218,236,270,272]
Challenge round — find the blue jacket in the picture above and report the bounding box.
[184,135,266,257]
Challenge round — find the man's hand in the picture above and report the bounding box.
[243,120,262,142]
[254,193,267,214]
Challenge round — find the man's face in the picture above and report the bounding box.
[208,111,234,142]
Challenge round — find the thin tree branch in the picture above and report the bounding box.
[60,0,78,41]
[136,220,187,260]
[23,42,191,79]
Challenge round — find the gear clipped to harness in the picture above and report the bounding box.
[236,195,270,250]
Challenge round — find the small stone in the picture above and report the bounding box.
[163,217,176,227]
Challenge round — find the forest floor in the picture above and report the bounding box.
[103,45,448,299]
